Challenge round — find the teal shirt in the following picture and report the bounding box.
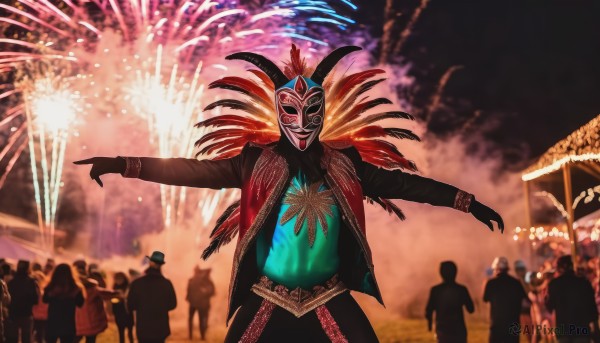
[256,173,341,289]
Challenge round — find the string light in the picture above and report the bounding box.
[522,114,600,181]
[522,153,600,181]
[513,225,571,243]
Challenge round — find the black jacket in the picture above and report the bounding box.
[127,268,177,340]
[483,272,527,329]
[7,273,38,319]
[426,281,474,337]
[134,144,464,320]
[43,289,84,337]
[546,271,598,335]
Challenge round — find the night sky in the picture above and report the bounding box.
[357,0,600,169]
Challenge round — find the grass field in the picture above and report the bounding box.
[95,317,508,343]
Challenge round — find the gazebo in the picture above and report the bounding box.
[521,114,600,263]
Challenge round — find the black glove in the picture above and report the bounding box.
[469,199,504,233]
[73,157,126,187]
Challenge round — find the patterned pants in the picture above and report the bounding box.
[225,292,378,343]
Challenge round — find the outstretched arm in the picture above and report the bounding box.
[74,148,248,189]
[355,154,504,232]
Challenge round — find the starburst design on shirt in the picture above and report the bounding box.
[280,181,335,247]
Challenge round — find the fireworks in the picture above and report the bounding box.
[0,0,357,251]
[20,65,82,251]
[126,44,204,227]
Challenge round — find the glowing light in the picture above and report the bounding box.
[513,225,571,243]
[522,114,600,181]
[27,82,77,133]
[1,0,358,183]
[534,191,569,219]
[572,185,600,209]
[20,70,80,253]
[126,44,203,228]
[0,0,359,253]
[522,154,600,181]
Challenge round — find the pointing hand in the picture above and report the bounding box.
[469,200,504,233]
[73,157,126,187]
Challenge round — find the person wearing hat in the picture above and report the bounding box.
[127,251,177,343]
[483,257,528,343]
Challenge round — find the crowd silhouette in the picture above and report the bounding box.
[426,255,600,343]
[0,252,214,343]
[2,253,600,342]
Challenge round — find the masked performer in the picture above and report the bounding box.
[75,45,503,342]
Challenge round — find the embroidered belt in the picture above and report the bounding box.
[251,274,347,318]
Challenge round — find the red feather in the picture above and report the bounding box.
[247,69,275,89]
[351,125,387,139]
[210,148,243,160]
[196,128,278,148]
[209,77,272,105]
[214,140,250,156]
[351,126,419,141]
[283,44,307,78]
[352,139,417,171]
[195,129,248,146]
[334,98,393,124]
[197,140,240,156]
[330,69,386,102]
[196,115,271,130]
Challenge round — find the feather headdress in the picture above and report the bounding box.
[199,44,419,258]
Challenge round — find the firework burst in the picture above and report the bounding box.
[19,61,82,251]
[0,0,357,249]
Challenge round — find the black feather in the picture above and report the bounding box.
[383,128,421,141]
[365,196,406,220]
[355,78,386,97]
[209,200,240,237]
[201,200,241,260]
[361,111,414,125]
[201,232,238,260]
[204,99,253,112]
[360,98,393,113]
[208,83,251,96]
[226,52,288,88]
[311,46,362,85]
